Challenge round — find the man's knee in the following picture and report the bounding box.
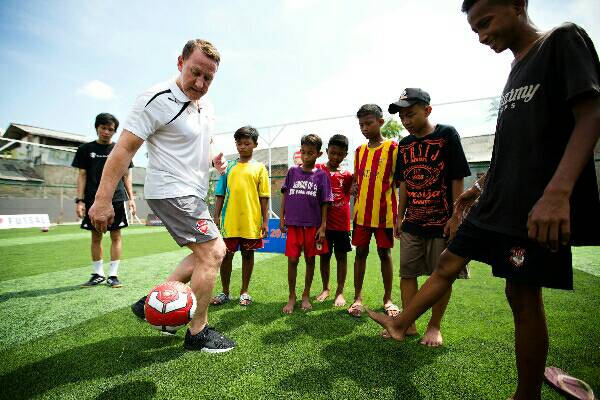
[436,250,467,280]
[109,230,122,243]
[505,282,542,319]
[91,231,103,244]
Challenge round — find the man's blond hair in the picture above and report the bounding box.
[182,39,220,65]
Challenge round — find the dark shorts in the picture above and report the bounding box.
[352,224,394,249]
[81,201,128,232]
[448,220,573,290]
[224,237,264,253]
[324,230,352,254]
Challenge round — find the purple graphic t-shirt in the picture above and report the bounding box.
[281,166,333,227]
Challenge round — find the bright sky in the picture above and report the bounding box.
[1,0,598,166]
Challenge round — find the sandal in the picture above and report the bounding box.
[348,303,362,317]
[239,293,253,306]
[384,303,400,317]
[544,366,595,400]
[210,292,231,305]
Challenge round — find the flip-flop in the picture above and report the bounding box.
[239,293,253,306]
[348,303,362,317]
[544,366,595,400]
[210,292,231,305]
[384,303,400,317]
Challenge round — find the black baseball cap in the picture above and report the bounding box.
[388,88,431,114]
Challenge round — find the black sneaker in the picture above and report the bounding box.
[81,274,106,288]
[184,326,236,353]
[131,296,147,320]
[106,276,123,288]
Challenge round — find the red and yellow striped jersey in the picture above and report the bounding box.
[353,140,398,228]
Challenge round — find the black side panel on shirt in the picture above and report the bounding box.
[394,124,471,237]
[467,23,600,245]
[71,141,133,202]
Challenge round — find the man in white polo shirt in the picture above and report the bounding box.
[89,39,235,353]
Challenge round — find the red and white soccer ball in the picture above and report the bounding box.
[144,281,197,334]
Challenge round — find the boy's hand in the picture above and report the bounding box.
[527,190,570,252]
[214,217,220,229]
[261,220,269,237]
[75,203,85,219]
[393,217,402,239]
[350,182,358,197]
[316,225,326,242]
[454,186,480,219]
[128,199,137,216]
[443,214,461,241]
[279,219,287,233]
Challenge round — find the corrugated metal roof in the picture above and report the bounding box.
[460,134,494,163]
[2,123,88,144]
[0,159,44,182]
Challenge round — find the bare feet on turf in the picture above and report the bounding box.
[316,289,330,302]
[348,301,362,317]
[381,324,418,339]
[283,297,296,314]
[301,295,312,311]
[365,308,406,341]
[420,325,443,347]
[334,293,346,307]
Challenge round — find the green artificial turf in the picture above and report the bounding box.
[0,225,598,399]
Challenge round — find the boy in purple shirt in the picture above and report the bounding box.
[280,134,333,313]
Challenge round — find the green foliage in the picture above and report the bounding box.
[381,118,404,139]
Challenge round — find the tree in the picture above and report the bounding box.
[381,118,404,139]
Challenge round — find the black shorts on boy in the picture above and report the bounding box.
[325,230,352,254]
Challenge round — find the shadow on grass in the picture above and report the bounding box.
[96,380,157,400]
[0,335,182,400]
[0,285,80,303]
[211,301,290,333]
[278,334,446,398]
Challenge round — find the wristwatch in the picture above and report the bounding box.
[75,198,84,204]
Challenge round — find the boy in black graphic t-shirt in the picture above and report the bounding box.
[389,88,471,347]
[72,113,135,288]
[368,1,600,399]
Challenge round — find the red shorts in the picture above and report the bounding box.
[223,237,264,253]
[352,224,394,249]
[285,226,329,258]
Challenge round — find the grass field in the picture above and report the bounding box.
[0,225,598,400]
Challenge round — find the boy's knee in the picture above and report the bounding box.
[376,248,391,260]
[436,250,466,280]
[355,247,369,259]
[240,250,253,261]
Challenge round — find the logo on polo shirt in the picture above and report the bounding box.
[509,247,526,268]
[90,152,108,159]
[196,219,209,234]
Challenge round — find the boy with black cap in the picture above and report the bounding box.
[368,1,600,398]
[388,88,471,347]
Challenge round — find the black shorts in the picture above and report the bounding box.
[448,220,572,290]
[324,230,352,254]
[81,201,129,232]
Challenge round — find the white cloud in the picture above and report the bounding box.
[77,80,116,100]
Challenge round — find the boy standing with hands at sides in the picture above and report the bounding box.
[316,134,354,307]
[368,1,600,398]
[211,126,270,307]
[389,88,471,347]
[348,104,399,318]
[280,134,333,313]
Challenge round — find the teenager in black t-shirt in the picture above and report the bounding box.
[72,113,135,288]
[389,88,471,347]
[368,1,600,399]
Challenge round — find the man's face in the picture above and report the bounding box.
[177,48,218,101]
[398,104,431,135]
[300,144,321,166]
[96,123,116,143]
[358,115,384,140]
[467,0,521,53]
[235,137,257,158]
[326,145,347,169]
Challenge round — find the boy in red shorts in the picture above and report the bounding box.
[211,126,270,306]
[348,104,399,317]
[280,134,333,313]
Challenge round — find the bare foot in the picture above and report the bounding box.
[420,325,443,347]
[301,295,312,311]
[365,307,406,341]
[333,293,346,307]
[316,289,330,302]
[348,301,362,317]
[283,297,296,314]
[381,325,418,339]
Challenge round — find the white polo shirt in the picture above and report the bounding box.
[123,78,215,200]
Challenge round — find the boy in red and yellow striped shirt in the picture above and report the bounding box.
[348,104,399,317]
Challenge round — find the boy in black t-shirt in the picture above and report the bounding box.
[389,88,471,347]
[72,113,135,288]
[368,1,600,399]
